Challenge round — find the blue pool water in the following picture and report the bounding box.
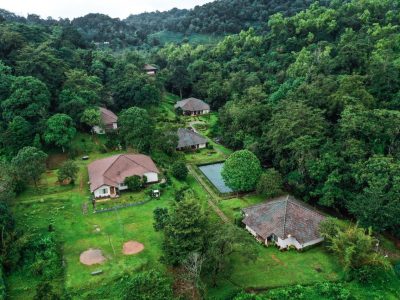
[199,163,233,193]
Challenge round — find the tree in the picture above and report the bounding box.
[124,270,174,300]
[44,114,76,152]
[57,160,79,184]
[119,107,154,152]
[0,162,16,203]
[1,76,50,122]
[80,108,101,131]
[153,207,169,231]
[222,150,262,192]
[12,147,47,187]
[348,156,400,235]
[161,196,208,265]
[256,169,284,198]
[154,130,179,156]
[205,224,258,287]
[58,70,103,123]
[171,161,188,180]
[123,175,145,192]
[2,116,33,156]
[319,219,390,272]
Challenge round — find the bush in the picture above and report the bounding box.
[395,263,400,277]
[171,161,188,180]
[57,160,79,184]
[0,267,5,300]
[256,168,283,198]
[124,270,173,300]
[124,175,145,192]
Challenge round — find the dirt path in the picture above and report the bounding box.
[187,164,229,223]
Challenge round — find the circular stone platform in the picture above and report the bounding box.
[122,241,144,255]
[80,249,106,265]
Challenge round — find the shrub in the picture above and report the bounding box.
[395,263,400,277]
[57,160,79,184]
[0,267,5,300]
[124,270,173,300]
[171,161,188,180]
[256,168,283,198]
[124,175,144,192]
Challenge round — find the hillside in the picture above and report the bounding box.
[125,0,334,34]
[0,0,400,299]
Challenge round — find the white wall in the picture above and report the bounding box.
[94,185,110,198]
[245,225,257,237]
[144,172,158,183]
[112,122,118,129]
[277,236,302,250]
[302,237,324,248]
[93,126,105,134]
[199,143,207,149]
[202,110,210,114]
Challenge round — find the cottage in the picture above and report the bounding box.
[174,98,210,116]
[243,195,326,250]
[144,64,158,75]
[177,128,208,151]
[88,154,159,198]
[93,107,118,134]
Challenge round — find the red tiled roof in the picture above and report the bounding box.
[243,195,325,244]
[100,107,118,126]
[88,154,159,192]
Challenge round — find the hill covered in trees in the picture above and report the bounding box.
[126,0,334,35]
[155,0,400,238]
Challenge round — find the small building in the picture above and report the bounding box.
[174,98,210,116]
[88,154,160,198]
[144,64,158,76]
[93,107,118,134]
[177,128,208,151]
[243,195,326,250]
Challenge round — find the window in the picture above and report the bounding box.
[102,188,108,194]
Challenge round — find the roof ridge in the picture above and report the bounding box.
[282,195,289,238]
[286,196,326,217]
[102,154,122,177]
[100,107,117,119]
[242,195,289,211]
[124,154,155,173]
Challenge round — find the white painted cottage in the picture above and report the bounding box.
[88,154,159,198]
[93,107,118,134]
[243,195,325,250]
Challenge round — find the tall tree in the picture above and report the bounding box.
[11,146,47,187]
[1,76,50,122]
[44,114,76,152]
[222,150,262,192]
[119,107,154,152]
[161,196,208,266]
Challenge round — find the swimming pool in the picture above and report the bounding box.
[198,162,233,193]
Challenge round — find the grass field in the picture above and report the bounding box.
[6,95,400,299]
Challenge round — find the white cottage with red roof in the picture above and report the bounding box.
[93,107,118,134]
[88,154,159,198]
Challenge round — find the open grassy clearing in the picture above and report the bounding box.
[6,97,400,299]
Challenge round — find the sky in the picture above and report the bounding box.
[0,0,214,19]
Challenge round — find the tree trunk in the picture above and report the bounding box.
[180,88,183,99]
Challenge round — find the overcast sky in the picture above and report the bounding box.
[0,0,214,19]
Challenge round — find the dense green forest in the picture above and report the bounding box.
[0,0,399,299]
[154,0,400,238]
[126,0,334,35]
